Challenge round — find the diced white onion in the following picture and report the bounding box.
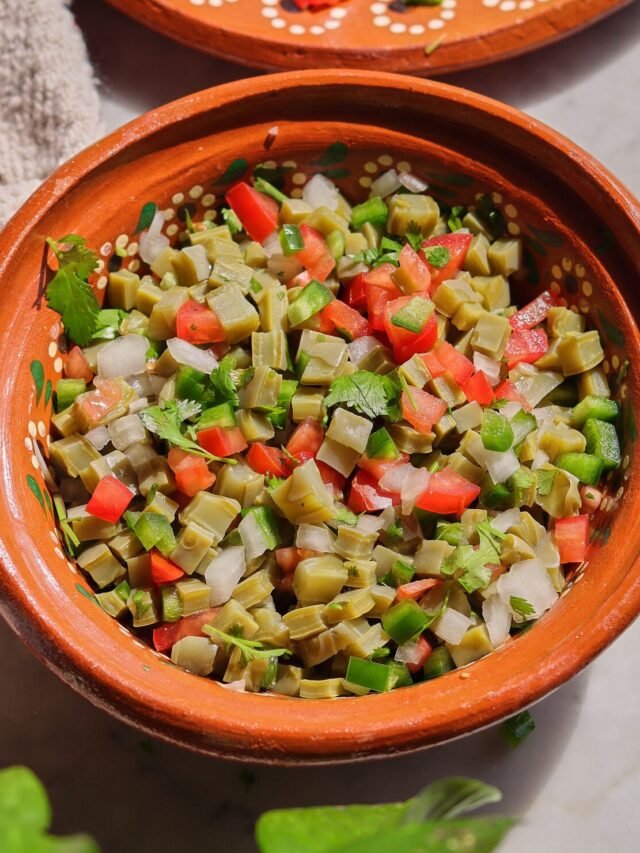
[356,514,386,533]
[481,448,520,484]
[398,172,429,193]
[500,401,523,422]
[348,336,380,366]
[370,169,402,199]
[303,174,339,211]
[204,546,246,606]
[395,641,425,665]
[380,463,415,495]
[534,532,560,569]
[167,337,218,375]
[452,401,483,433]
[66,504,87,520]
[497,558,558,620]
[531,406,557,427]
[513,367,563,408]
[482,595,512,647]
[378,506,397,530]
[490,508,521,533]
[267,254,303,280]
[432,608,472,645]
[262,232,282,258]
[129,397,149,414]
[85,426,111,451]
[532,448,550,470]
[238,513,270,560]
[97,334,148,379]
[108,414,147,451]
[138,209,169,265]
[401,467,430,514]
[125,373,163,398]
[296,523,334,553]
[473,352,501,387]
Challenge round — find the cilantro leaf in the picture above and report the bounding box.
[447,205,465,232]
[202,626,289,665]
[443,521,505,594]
[140,400,231,462]
[509,596,535,618]
[45,235,100,345]
[221,207,243,235]
[386,520,403,542]
[325,371,395,420]
[211,355,238,405]
[423,245,451,269]
[536,468,557,496]
[405,225,423,252]
[336,506,358,525]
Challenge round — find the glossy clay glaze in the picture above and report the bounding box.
[0,71,639,763]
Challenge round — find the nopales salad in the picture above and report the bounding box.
[44,168,620,698]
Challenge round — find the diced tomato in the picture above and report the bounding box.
[75,377,123,428]
[509,290,556,330]
[316,460,346,492]
[504,328,549,369]
[461,371,495,406]
[197,426,248,457]
[246,442,289,478]
[364,263,398,290]
[415,468,481,515]
[168,447,216,497]
[396,579,441,602]
[434,341,474,384]
[358,452,409,481]
[321,299,371,341]
[555,515,589,563]
[288,270,312,289]
[65,346,93,382]
[403,635,433,674]
[348,470,401,513]
[345,273,368,310]
[295,225,335,282]
[150,551,185,585]
[226,181,278,243]
[176,300,226,345]
[401,388,447,435]
[392,244,431,294]
[493,379,530,409]
[383,295,438,362]
[421,233,473,289]
[86,475,133,523]
[275,547,319,574]
[286,418,324,464]
[420,350,446,378]
[366,284,401,332]
[152,608,220,653]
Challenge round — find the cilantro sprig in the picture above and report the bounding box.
[324,370,402,420]
[202,626,290,665]
[442,521,505,594]
[140,400,232,463]
[45,235,100,345]
[423,245,451,269]
[509,596,535,618]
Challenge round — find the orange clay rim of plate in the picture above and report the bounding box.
[103,0,632,75]
[1,71,640,764]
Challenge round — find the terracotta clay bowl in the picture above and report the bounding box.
[104,0,631,76]
[1,70,640,764]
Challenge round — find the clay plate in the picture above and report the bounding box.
[104,0,631,75]
[1,71,640,764]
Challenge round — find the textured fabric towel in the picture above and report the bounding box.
[0,0,102,228]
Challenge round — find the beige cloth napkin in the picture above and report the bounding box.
[0,0,102,228]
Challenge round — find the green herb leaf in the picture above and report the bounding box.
[502,710,535,748]
[401,777,503,822]
[447,205,465,232]
[140,400,230,462]
[325,371,398,420]
[134,202,157,233]
[386,520,403,542]
[444,521,505,594]
[536,468,557,496]
[45,236,100,345]
[221,207,243,235]
[423,245,450,269]
[202,626,290,665]
[210,355,240,406]
[509,596,535,618]
[404,227,423,252]
[336,506,358,526]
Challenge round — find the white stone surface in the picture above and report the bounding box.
[1,1,639,849]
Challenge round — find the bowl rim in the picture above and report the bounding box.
[1,69,640,764]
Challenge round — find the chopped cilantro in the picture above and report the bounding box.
[536,468,557,496]
[336,506,358,525]
[509,596,535,618]
[325,370,401,420]
[45,235,100,346]
[140,400,231,462]
[202,625,290,665]
[442,521,505,594]
[221,207,243,235]
[447,205,465,232]
[405,227,423,252]
[386,520,403,542]
[423,245,451,269]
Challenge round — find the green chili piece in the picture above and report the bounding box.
[382,600,429,644]
[55,378,87,412]
[582,418,621,471]
[555,452,605,485]
[502,710,535,748]
[345,657,395,692]
[571,394,619,427]
[287,281,334,327]
[481,409,514,452]
[351,197,389,230]
[422,646,455,680]
[279,224,304,256]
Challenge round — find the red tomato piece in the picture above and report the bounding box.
[176,300,226,344]
[65,346,93,382]
[75,378,123,429]
[246,442,290,478]
[434,341,474,384]
[461,371,495,406]
[321,299,371,341]
[275,547,319,574]
[295,225,335,282]
[383,295,438,362]
[288,270,312,289]
[358,452,409,481]
[421,233,473,288]
[392,244,431,293]
[401,388,447,435]
[168,447,216,497]
[348,470,401,513]
[226,181,278,243]
[345,273,368,310]
[509,290,556,330]
[150,551,185,585]
[316,460,346,492]
[286,418,324,463]
[493,380,531,410]
[364,263,398,290]
[86,475,133,523]
[152,608,221,653]
[415,468,481,515]
[403,635,433,674]
[555,515,589,563]
[197,426,248,457]
[396,579,441,602]
[504,328,549,369]
[420,350,446,378]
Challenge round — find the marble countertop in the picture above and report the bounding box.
[2,2,640,849]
